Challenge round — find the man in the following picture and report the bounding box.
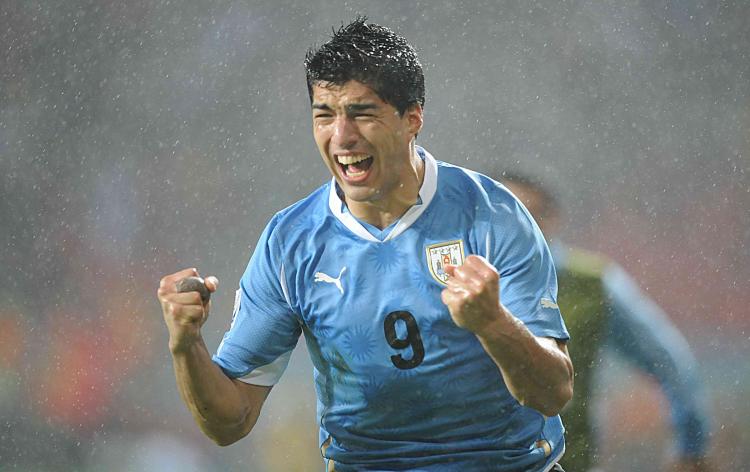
[158,19,573,471]
[501,173,712,472]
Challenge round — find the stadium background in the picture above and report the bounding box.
[1,0,748,470]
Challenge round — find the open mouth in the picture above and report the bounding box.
[337,154,374,179]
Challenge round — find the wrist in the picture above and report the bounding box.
[169,332,206,356]
[472,304,519,340]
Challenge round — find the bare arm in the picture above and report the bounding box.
[158,268,271,445]
[474,317,572,416]
[442,255,573,416]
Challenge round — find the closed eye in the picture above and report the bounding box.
[312,103,333,119]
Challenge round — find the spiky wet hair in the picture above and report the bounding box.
[304,17,425,115]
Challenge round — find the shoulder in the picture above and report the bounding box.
[435,161,521,216]
[264,182,330,240]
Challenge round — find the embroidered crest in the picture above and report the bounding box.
[426,240,465,285]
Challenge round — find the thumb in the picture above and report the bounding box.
[204,276,219,292]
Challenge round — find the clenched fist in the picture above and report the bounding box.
[440,255,506,334]
[157,268,219,354]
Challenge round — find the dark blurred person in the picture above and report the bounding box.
[501,173,713,472]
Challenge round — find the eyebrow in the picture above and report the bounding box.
[312,103,379,113]
[346,103,378,112]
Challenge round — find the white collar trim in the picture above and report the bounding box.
[327,149,438,242]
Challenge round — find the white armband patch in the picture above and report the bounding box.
[233,288,242,317]
[236,350,293,386]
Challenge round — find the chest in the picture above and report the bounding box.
[291,231,477,374]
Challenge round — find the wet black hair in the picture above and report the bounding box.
[304,16,425,115]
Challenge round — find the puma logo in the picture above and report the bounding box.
[314,267,347,294]
[540,298,559,309]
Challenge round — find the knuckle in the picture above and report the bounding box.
[481,271,497,283]
[165,303,176,318]
[469,275,485,287]
[467,254,484,266]
[168,302,181,316]
[171,303,191,319]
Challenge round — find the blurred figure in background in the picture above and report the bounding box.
[501,173,713,472]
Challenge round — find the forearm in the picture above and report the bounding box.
[476,306,573,416]
[171,338,263,445]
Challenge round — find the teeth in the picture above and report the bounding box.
[337,154,371,165]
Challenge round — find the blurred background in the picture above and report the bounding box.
[1,0,748,470]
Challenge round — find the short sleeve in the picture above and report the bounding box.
[488,196,569,340]
[212,215,302,384]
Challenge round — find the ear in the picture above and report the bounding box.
[404,103,424,137]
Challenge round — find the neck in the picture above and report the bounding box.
[348,146,425,230]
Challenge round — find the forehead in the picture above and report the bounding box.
[311,80,385,105]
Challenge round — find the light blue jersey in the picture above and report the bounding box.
[214,147,569,471]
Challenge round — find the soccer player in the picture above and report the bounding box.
[158,18,573,471]
[501,173,713,472]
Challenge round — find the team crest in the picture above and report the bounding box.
[426,240,465,285]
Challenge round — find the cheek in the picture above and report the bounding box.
[318,152,338,176]
[313,127,330,149]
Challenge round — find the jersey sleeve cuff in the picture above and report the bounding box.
[212,349,293,386]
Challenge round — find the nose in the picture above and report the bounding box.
[331,116,360,149]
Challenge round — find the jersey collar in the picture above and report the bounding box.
[328,147,438,242]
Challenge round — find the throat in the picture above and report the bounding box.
[346,195,418,230]
[342,150,425,230]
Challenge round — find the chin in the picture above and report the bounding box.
[342,186,378,203]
